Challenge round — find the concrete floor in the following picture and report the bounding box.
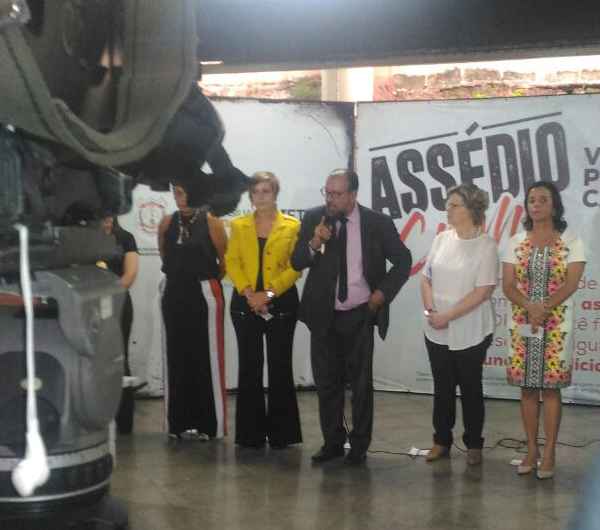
[111,392,599,530]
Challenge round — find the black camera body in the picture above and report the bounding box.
[0,0,246,527]
[0,128,130,527]
[0,0,247,530]
[0,127,133,275]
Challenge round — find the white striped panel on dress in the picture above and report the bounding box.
[200,279,227,438]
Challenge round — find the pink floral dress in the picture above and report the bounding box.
[503,231,585,389]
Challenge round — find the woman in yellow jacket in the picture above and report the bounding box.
[225,171,302,449]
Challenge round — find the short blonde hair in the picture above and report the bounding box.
[248,171,280,198]
[447,184,489,226]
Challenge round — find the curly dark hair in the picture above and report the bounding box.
[522,181,567,232]
[171,166,248,216]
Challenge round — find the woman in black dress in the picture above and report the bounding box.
[101,215,139,435]
[158,179,228,440]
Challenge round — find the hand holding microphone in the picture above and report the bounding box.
[310,216,334,254]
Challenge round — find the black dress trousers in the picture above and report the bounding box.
[310,304,375,454]
[425,334,492,449]
[231,287,302,447]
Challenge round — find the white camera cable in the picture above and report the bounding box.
[11,224,50,497]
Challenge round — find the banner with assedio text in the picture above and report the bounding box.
[355,94,600,403]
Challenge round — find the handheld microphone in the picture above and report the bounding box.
[320,215,336,254]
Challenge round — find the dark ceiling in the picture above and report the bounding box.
[196,0,600,73]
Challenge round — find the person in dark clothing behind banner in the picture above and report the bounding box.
[225,171,303,450]
[158,179,228,441]
[100,215,140,435]
[291,168,412,465]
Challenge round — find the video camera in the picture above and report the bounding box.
[0,1,246,527]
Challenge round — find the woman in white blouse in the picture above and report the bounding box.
[420,184,499,466]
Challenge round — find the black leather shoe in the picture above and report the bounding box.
[311,446,345,463]
[344,449,367,465]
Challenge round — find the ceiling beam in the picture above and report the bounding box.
[196,0,600,73]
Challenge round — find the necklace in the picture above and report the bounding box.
[177,208,200,245]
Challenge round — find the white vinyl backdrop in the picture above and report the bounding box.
[119,99,353,395]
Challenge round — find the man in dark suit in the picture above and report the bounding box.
[291,168,412,465]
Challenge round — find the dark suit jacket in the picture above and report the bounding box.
[291,204,412,340]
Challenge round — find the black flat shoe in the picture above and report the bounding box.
[311,445,345,463]
[344,450,367,466]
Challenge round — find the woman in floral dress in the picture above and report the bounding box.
[502,182,586,479]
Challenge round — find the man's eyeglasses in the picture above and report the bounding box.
[320,187,348,199]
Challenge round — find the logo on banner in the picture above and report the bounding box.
[137,198,167,234]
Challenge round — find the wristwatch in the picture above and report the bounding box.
[266,290,275,300]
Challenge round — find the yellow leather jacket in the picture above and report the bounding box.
[225,211,302,296]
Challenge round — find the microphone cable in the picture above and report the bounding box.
[11,224,50,496]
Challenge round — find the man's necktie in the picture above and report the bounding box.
[337,217,348,302]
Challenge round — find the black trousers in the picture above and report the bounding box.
[231,292,302,446]
[116,293,134,434]
[425,334,492,449]
[311,304,375,454]
[162,280,217,437]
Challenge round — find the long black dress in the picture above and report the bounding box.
[105,227,138,435]
[161,210,226,438]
